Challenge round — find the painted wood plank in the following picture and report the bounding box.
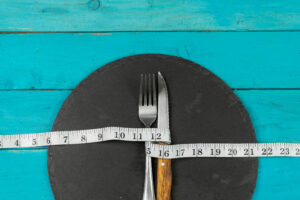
[237,90,300,143]
[0,0,299,32]
[0,32,300,89]
[0,90,299,199]
[0,91,70,134]
[0,149,52,200]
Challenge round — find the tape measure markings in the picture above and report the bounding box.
[0,127,170,149]
[1,127,300,159]
[146,143,300,158]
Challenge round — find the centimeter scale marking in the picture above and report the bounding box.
[1,127,300,159]
[0,127,171,148]
[146,143,300,159]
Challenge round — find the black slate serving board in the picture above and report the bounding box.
[48,54,258,200]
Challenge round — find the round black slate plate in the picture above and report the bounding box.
[48,54,258,200]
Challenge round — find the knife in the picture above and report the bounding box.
[157,72,172,200]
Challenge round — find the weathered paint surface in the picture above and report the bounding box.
[0,32,299,89]
[0,0,300,199]
[0,0,299,31]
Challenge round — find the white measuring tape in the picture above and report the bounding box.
[0,127,171,148]
[1,127,300,159]
[146,143,300,158]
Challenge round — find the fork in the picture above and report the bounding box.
[139,74,157,200]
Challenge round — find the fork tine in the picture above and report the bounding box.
[152,74,157,106]
[139,74,144,106]
[144,74,148,105]
[148,74,152,106]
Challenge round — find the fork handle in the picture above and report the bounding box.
[143,142,156,200]
[156,142,172,200]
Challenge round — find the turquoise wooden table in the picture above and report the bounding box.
[0,0,300,199]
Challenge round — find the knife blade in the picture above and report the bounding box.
[156,72,172,200]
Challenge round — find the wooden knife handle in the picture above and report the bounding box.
[157,142,172,200]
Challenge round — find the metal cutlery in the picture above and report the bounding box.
[139,74,157,200]
[156,72,172,200]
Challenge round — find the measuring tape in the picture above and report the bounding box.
[0,127,171,148]
[146,143,300,158]
[1,127,300,159]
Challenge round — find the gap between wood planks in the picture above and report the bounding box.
[0,30,300,34]
[0,89,299,91]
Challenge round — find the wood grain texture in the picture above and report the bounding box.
[0,91,70,134]
[157,158,172,200]
[0,90,299,199]
[0,0,299,32]
[157,143,172,200]
[0,32,299,89]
